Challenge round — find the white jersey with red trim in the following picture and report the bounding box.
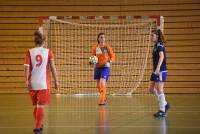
[24,47,53,90]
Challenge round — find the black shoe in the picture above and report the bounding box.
[165,103,170,113]
[154,110,166,118]
[33,128,42,134]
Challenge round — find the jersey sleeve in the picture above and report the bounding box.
[157,45,164,53]
[24,50,31,66]
[48,49,54,61]
[91,46,96,56]
[107,45,115,62]
[158,46,164,53]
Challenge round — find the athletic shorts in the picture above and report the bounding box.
[150,71,167,82]
[29,89,50,105]
[94,67,110,81]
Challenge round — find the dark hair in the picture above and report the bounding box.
[152,29,165,43]
[34,31,45,46]
[97,32,105,43]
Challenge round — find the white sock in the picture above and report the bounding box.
[158,93,167,112]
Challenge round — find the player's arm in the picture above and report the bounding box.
[91,46,96,56]
[104,45,115,68]
[50,60,59,89]
[107,45,115,63]
[24,50,31,89]
[89,46,97,65]
[24,65,30,89]
[49,50,59,89]
[155,51,164,75]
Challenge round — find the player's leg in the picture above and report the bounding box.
[157,83,170,112]
[97,79,103,104]
[149,81,158,96]
[97,80,100,93]
[154,71,170,117]
[159,71,170,113]
[29,91,37,121]
[150,72,160,96]
[156,82,167,111]
[94,68,102,103]
[153,82,167,117]
[29,90,42,134]
[98,67,110,105]
[33,104,44,134]
[33,105,37,120]
[29,91,38,125]
[94,68,106,105]
[98,78,106,105]
[149,81,165,117]
[33,89,50,133]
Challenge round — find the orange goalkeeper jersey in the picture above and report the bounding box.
[91,44,115,68]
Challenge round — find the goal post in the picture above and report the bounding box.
[38,16,164,95]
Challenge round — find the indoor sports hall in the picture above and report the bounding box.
[0,0,200,134]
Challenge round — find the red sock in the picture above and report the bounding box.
[102,87,106,100]
[35,107,44,129]
[33,107,37,120]
[99,87,106,104]
[98,87,102,94]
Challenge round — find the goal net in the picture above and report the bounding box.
[39,16,164,95]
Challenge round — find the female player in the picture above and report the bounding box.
[149,29,170,117]
[91,33,115,105]
[24,31,59,134]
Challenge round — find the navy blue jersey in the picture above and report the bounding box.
[152,42,167,71]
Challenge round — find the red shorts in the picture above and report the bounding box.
[29,89,50,105]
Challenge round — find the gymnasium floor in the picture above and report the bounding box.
[0,94,200,134]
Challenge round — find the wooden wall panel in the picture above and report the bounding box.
[0,0,200,93]
[0,0,200,5]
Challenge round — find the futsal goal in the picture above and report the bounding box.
[38,16,164,95]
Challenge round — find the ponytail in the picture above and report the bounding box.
[34,31,45,46]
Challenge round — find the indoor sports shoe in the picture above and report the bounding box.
[154,110,166,118]
[33,128,42,134]
[165,103,170,113]
[98,100,106,105]
[98,98,107,105]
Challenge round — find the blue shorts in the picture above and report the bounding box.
[150,71,167,82]
[94,67,110,81]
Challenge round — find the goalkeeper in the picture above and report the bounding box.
[91,33,115,105]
